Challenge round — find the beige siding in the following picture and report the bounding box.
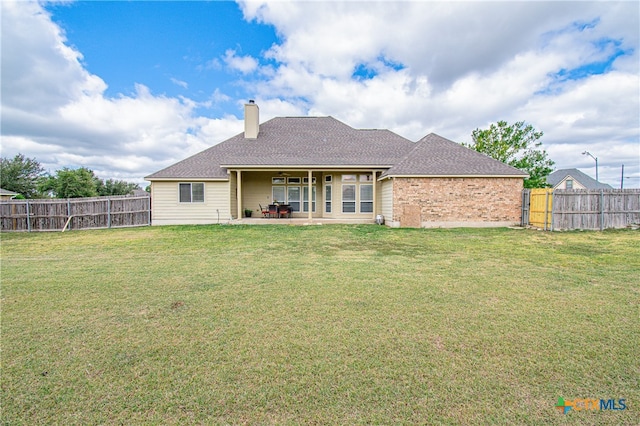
[554,177,587,190]
[150,181,231,225]
[229,173,238,219]
[381,178,397,227]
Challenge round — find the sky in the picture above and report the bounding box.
[1,0,639,188]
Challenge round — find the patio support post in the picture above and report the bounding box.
[237,170,242,220]
[308,170,313,220]
[372,170,377,220]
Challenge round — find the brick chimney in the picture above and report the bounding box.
[244,100,259,139]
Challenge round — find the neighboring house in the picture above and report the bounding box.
[0,188,18,200]
[131,189,151,197]
[146,102,527,227]
[546,168,612,190]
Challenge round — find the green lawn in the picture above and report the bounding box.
[1,225,638,425]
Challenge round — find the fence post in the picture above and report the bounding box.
[67,199,72,231]
[543,191,549,231]
[550,190,555,232]
[108,197,112,228]
[600,190,604,231]
[26,200,31,232]
[521,189,529,226]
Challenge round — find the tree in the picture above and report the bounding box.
[464,120,555,188]
[39,167,141,198]
[96,179,140,196]
[0,154,45,198]
[39,167,100,198]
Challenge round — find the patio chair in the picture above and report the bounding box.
[278,205,291,218]
[268,204,278,218]
[259,204,269,218]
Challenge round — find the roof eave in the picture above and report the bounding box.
[146,176,229,182]
[383,174,529,179]
[221,164,394,170]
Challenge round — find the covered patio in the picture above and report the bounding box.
[231,217,378,226]
[230,169,384,222]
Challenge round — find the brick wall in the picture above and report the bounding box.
[393,177,523,227]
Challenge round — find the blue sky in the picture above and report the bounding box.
[47,1,279,116]
[1,1,639,187]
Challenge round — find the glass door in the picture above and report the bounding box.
[303,186,316,213]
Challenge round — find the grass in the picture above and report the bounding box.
[1,225,639,424]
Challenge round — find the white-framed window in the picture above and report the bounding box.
[303,186,316,212]
[325,184,332,213]
[342,184,356,213]
[360,174,373,182]
[342,174,357,182]
[325,175,332,183]
[303,177,317,184]
[272,177,286,184]
[287,177,301,184]
[360,184,373,213]
[566,179,573,189]
[272,186,286,204]
[179,183,205,203]
[288,186,301,212]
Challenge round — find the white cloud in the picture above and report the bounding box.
[239,0,639,187]
[0,0,243,186]
[1,0,638,190]
[223,49,259,74]
[170,77,188,89]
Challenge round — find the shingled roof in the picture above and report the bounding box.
[146,117,527,180]
[384,133,528,177]
[146,117,414,179]
[547,168,612,189]
[0,188,19,196]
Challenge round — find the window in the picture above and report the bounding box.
[325,175,332,183]
[342,174,356,182]
[179,183,204,203]
[272,186,286,204]
[287,177,301,184]
[566,179,573,189]
[325,184,332,213]
[303,177,317,184]
[303,186,316,212]
[360,174,373,182]
[360,184,373,213]
[342,185,356,213]
[288,186,301,212]
[272,177,286,184]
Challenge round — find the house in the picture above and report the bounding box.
[546,168,612,190]
[146,102,527,227]
[0,188,18,200]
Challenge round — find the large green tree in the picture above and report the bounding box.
[96,178,140,196]
[39,167,141,198]
[464,120,555,188]
[0,154,45,198]
[39,167,100,198]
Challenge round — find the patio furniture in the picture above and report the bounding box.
[259,204,269,218]
[268,204,278,218]
[278,204,291,218]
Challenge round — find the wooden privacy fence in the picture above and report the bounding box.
[0,195,150,232]
[522,189,640,231]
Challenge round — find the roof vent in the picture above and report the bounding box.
[244,101,259,139]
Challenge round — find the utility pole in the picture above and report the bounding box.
[582,151,598,182]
